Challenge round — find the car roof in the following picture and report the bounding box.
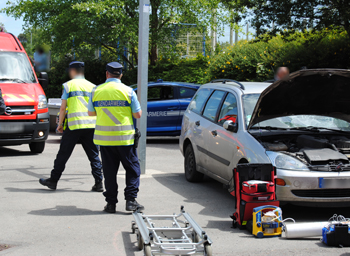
[201,81,271,95]
[131,81,200,89]
[0,32,25,52]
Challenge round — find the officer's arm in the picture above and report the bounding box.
[58,100,67,126]
[88,111,96,116]
[133,110,142,119]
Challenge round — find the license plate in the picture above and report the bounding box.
[0,123,25,133]
[319,177,350,189]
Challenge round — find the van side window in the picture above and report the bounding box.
[218,93,238,125]
[202,90,226,121]
[189,88,212,114]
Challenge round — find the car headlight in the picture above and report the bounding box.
[38,95,48,109]
[266,151,309,171]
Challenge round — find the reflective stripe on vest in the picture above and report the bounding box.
[65,79,96,130]
[92,81,135,146]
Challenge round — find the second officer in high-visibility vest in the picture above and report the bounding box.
[87,62,144,213]
[39,61,103,191]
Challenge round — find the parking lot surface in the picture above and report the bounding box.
[1,134,350,255]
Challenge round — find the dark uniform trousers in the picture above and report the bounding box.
[50,127,103,182]
[100,146,140,204]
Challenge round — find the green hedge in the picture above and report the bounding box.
[46,28,350,98]
[206,27,350,82]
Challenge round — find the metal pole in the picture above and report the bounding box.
[246,23,249,41]
[137,0,150,174]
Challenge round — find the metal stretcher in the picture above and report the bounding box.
[131,206,213,256]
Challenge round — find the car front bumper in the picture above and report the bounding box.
[276,168,350,206]
[0,112,50,146]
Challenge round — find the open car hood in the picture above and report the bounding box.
[248,69,350,129]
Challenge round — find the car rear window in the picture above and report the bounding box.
[179,87,197,98]
[189,88,213,114]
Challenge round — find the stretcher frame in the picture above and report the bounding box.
[131,206,212,256]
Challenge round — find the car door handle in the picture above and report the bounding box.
[195,121,200,127]
[211,130,218,137]
[168,107,178,110]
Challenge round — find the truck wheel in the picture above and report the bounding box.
[29,142,45,153]
[184,144,203,182]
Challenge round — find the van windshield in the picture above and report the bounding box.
[0,52,36,83]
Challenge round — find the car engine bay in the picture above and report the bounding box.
[257,133,350,171]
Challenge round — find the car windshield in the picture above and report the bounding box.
[0,52,36,83]
[242,94,350,131]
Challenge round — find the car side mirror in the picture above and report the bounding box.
[38,72,48,90]
[223,120,238,133]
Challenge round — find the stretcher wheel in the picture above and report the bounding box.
[131,221,137,234]
[192,232,200,243]
[204,244,212,256]
[137,230,144,250]
[144,244,152,256]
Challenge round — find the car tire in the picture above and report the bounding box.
[29,142,45,154]
[184,144,204,182]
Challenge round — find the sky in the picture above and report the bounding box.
[0,0,24,36]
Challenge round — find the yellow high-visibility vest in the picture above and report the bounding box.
[63,78,96,130]
[92,81,135,146]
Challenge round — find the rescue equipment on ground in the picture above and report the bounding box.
[322,214,350,247]
[131,206,212,256]
[284,222,329,238]
[230,164,279,230]
[252,205,283,238]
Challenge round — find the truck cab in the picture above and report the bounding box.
[0,32,50,153]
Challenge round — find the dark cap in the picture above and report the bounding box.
[69,61,85,69]
[106,62,123,76]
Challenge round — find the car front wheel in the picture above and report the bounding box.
[184,144,203,182]
[29,142,45,154]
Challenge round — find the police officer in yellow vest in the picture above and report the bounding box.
[87,62,144,213]
[39,61,103,191]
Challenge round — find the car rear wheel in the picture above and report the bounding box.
[184,144,203,182]
[29,142,45,154]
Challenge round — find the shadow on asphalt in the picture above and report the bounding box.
[26,205,130,216]
[0,146,36,157]
[121,231,139,256]
[4,187,93,194]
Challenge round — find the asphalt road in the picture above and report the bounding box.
[1,134,350,256]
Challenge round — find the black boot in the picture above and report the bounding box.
[104,203,116,213]
[92,181,103,192]
[39,178,57,190]
[126,200,144,212]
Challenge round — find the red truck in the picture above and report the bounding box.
[0,31,50,153]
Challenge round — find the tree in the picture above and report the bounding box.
[2,0,224,66]
[222,0,350,37]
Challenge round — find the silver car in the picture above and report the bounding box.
[180,69,350,207]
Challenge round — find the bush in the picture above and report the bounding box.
[207,27,350,82]
[46,56,209,98]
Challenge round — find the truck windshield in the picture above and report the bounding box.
[0,52,36,83]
